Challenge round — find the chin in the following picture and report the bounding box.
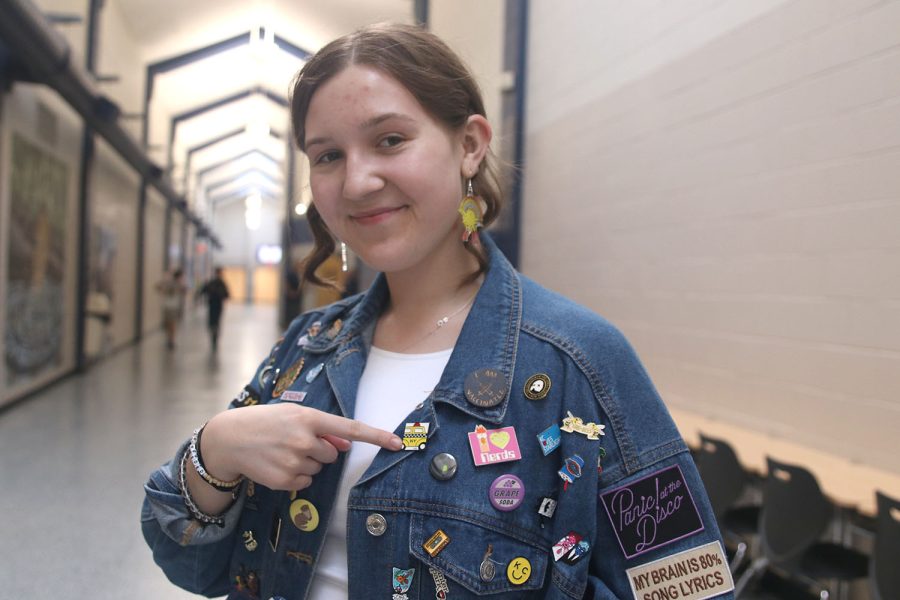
[357,253,419,275]
[349,243,415,274]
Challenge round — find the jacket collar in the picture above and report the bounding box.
[431,236,522,424]
[304,234,522,425]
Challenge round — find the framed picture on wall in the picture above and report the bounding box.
[4,134,68,384]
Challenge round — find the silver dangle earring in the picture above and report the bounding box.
[341,242,348,272]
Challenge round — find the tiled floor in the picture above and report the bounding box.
[0,304,282,599]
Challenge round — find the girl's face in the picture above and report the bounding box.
[304,65,470,276]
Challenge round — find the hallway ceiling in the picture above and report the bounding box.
[112,0,413,216]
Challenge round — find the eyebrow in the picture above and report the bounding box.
[306,113,416,149]
[361,112,415,129]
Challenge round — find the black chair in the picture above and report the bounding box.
[735,457,868,599]
[693,433,760,574]
[871,491,900,600]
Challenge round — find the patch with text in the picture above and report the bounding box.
[625,541,733,600]
[600,464,703,559]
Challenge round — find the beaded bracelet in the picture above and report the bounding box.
[189,424,245,493]
[179,450,226,527]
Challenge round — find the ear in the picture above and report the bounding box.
[460,114,492,177]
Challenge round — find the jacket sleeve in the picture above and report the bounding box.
[140,440,247,596]
[581,325,735,600]
[585,451,735,600]
[139,330,289,596]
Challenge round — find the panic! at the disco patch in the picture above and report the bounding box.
[600,464,703,559]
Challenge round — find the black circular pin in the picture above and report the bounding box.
[429,453,458,481]
[464,369,507,408]
[524,373,551,400]
[258,365,277,388]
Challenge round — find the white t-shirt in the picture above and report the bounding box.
[308,346,452,599]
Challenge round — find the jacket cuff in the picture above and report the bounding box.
[142,440,247,546]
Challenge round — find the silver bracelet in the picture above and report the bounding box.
[189,424,244,493]
[179,450,226,527]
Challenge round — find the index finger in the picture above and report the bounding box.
[312,412,403,450]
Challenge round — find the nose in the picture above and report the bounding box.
[342,152,384,200]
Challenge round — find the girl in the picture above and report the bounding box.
[143,23,732,600]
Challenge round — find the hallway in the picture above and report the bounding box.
[0,304,283,598]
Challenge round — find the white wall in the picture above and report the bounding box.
[523,0,900,474]
[89,139,139,354]
[211,195,284,298]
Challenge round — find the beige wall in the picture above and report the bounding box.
[523,0,900,474]
[143,190,167,335]
[429,0,507,139]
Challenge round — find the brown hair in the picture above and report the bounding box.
[289,22,504,287]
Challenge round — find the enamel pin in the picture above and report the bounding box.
[392,567,415,599]
[536,423,562,456]
[468,424,521,466]
[402,422,430,450]
[326,319,342,339]
[305,362,324,383]
[559,454,585,490]
[272,357,304,398]
[429,567,450,598]
[524,373,551,400]
[423,529,450,557]
[552,532,583,561]
[560,411,605,440]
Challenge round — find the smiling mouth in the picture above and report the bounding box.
[351,206,405,225]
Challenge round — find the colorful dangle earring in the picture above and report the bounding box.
[458,178,484,245]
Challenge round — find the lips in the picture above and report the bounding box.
[350,206,405,225]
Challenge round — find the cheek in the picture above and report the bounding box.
[309,179,338,218]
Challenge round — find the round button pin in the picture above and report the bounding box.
[289,498,319,532]
[365,513,387,536]
[258,364,276,387]
[480,558,497,582]
[429,453,458,481]
[523,373,551,400]
[507,557,531,585]
[489,474,525,511]
[464,368,506,408]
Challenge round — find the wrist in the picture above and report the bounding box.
[190,419,243,490]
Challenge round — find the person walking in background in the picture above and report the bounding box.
[198,266,230,351]
[155,268,186,350]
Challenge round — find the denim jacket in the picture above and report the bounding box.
[142,236,734,600]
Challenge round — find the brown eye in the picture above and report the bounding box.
[315,150,342,165]
[377,135,404,148]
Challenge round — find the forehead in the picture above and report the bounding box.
[305,65,425,131]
